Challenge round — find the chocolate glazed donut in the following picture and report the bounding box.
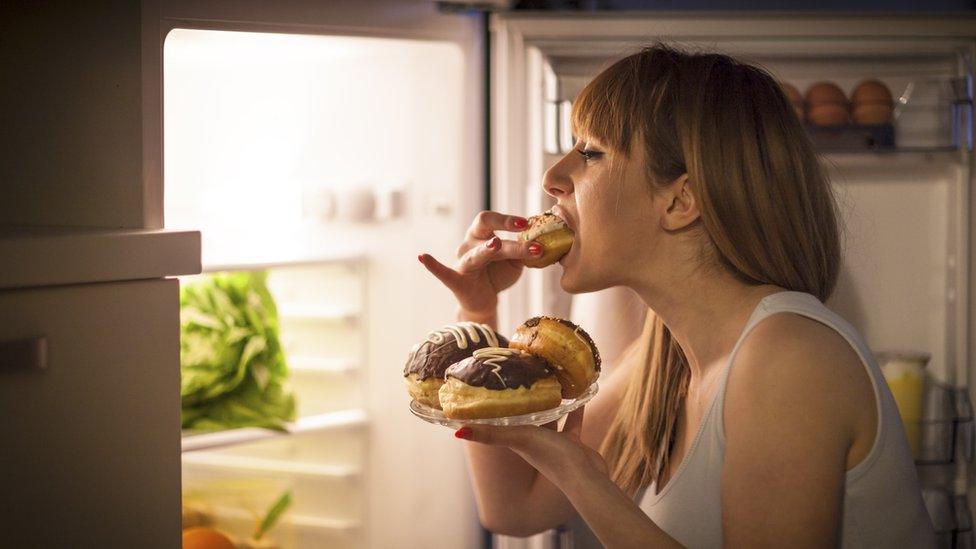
[439,347,563,419]
[508,316,601,398]
[404,322,508,409]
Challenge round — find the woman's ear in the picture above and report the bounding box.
[660,174,701,231]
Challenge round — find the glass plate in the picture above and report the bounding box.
[409,383,599,428]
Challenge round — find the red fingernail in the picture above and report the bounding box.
[528,244,542,255]
[455,427,472,439]
[486,237,500,250]
[513,218,528,229]
[418,254,427,263]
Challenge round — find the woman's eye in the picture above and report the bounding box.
[577,149,603,162]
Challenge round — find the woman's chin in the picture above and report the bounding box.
[558,252,610,294]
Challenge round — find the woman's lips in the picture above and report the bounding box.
[549,205,576,233]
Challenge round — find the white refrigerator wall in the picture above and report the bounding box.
[164,29,483,547]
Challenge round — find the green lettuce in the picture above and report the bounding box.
[180,271,296,432]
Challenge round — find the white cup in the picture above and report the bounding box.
[334,186,377,222]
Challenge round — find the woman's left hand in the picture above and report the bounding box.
[455,407,608,488]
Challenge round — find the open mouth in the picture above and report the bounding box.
[548,205,575,233]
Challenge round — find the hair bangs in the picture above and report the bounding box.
[570,59,638,155]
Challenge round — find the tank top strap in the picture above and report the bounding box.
[706,291,840,444]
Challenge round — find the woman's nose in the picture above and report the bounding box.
[543,161,573,199]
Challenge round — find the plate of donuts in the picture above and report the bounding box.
[403,315,602,429]
[409,382,599,428]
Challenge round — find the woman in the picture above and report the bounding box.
[418,44,934,548]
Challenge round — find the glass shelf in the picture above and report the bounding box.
[181,409,368,453]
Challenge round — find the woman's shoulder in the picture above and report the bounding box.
[724,311,874,438]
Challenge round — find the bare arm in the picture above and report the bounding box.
[459,380,683,548]
[419,209,645,536]
[459,326,638,535]
[722,314,875,547]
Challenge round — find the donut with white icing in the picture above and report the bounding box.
[520,211,574,268]
[438,347,562,419]
[404,322,508,409]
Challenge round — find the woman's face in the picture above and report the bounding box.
[542,136,664,293]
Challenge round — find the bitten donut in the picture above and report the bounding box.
[404,322,508,409]
[508,316,601,398]
[519,211,574,268]
[439,347,562,419]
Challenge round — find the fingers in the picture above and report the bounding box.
[455,425,535,449]
[417,253,462,289]
[457,237,542,274]
[466,211,529,241]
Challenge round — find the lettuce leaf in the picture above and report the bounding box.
[180,271,296,432]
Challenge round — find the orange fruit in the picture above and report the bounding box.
[182,526,236,549]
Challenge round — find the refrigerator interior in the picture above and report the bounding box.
[499,25,974,547]
[164,28,484,548]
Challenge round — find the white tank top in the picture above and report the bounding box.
[637,291,935,548]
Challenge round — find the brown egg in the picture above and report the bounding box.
[806,81,848,107]
[808,103,851,126]
[780,82,805,121]
[853,103,893,125]
[852,79,893,106]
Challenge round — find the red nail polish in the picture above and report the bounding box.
[418,254,428,263]
[455,427,472,439]
[487,237,500,250]
[528,244,542,255]
[513,218,528,229]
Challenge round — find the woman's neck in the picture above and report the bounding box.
[630,269,784,380]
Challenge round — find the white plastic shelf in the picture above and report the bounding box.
[201,253,365,274]
[183,452,360,479]
[181,409,368,453]
[208,504,361,532]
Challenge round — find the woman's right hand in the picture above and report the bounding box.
[418,211,543,318]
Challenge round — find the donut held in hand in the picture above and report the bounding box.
[404,322,508,409]
[439,347,562,419]
[519,211,574,268]
[508,316,601,398]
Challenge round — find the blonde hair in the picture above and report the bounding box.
[573,44,841,495]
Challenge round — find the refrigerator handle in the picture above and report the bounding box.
[0,336,48,372]
[955,389,974,462]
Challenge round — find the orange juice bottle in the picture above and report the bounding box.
[877,351,930,458]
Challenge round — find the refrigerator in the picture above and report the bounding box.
[1,2,974,548]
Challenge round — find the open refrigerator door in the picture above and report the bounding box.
[490,12,975,549]
[161,6,486,547]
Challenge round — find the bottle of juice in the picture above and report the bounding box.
[877,351,930,458]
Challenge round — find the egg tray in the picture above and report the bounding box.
[805,122,895,151]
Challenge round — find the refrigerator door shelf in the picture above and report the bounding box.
[0,227,200,290]
[181,408,368,453]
